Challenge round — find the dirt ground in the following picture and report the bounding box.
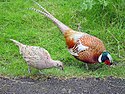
[0,76,125,94]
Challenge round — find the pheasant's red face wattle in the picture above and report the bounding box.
[104,60,111,65]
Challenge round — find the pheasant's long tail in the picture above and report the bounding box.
[29,1,71,34]
[10,39,23,47]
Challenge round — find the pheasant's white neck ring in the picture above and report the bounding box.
[98,54,102,63]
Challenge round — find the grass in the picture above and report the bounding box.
[0,0,125,78]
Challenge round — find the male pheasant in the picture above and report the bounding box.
[30,2,113,66]
[10,39,63,73]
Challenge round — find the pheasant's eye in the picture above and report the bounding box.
[57,64,59,66]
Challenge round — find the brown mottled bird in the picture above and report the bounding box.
[10,39,63,73]
[29,1,113,67]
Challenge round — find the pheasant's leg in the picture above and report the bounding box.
[28,66,31,73]
[38,70,45,75]
[85,63,89,70]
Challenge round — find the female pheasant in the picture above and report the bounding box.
[30,2,113,66]
[10,39,63,73]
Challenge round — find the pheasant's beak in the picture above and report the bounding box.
[58,66,64,70]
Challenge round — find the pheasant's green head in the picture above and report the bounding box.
[98,51,113,65]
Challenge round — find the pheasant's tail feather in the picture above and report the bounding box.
[29,1,71,34]
[10,39,23,47]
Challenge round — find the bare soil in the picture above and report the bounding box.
[0,76,125,94]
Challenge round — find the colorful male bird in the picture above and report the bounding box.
[30,2,113,66]
[10,39,63,73]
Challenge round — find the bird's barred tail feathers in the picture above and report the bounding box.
[29,1,71,34]
[10,39,23,47]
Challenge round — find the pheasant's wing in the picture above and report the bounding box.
[21,46,51,64]
[65,31,89,56]
[68,39,89,56]
[36,47,51,60]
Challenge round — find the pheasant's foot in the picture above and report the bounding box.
[85,63,89,70]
